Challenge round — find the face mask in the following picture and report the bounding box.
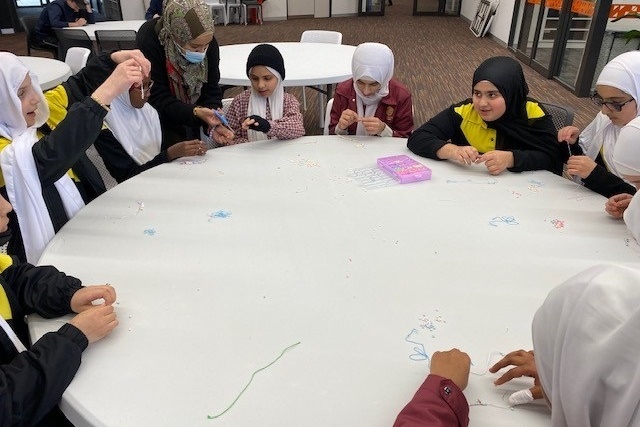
[176,42,207,64]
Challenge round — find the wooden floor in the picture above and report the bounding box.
[0,0,599,136]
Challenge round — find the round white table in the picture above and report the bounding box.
[63,20,146,41]
[219,42,356,88]
[29,136,640,427]
[18,56,72,91]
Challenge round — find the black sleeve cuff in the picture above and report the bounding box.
[58,323,89,351]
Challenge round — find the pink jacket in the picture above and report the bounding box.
[328,78,414,138]
[393,375,470,427]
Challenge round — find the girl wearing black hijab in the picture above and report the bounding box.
[408,56,567,175]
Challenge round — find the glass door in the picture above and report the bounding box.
[511,0,564,77]
[413,0,460,15]
[554,0,595,87]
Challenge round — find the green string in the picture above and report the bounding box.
[207,341,301,420]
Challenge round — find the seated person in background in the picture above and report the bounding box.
[605,116,640,241]
[95,75,208,183]
[35,0,95,49]
[558,51,640,198]
[329,42,413,138]
[394,264,640,426]
[408,56,566,176]
[145,0,163,19]
[0,51,148,264]
[0,193,118,427]
[215,44,305,145]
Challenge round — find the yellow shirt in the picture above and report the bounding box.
[0,254,14,320]
[454,101,546,153]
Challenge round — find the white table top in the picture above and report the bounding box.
[18,56,72,91]
[30,136,640,427]
[63,20,146,41]
[219,42,356,87]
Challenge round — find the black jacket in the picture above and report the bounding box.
[0,256,87,427]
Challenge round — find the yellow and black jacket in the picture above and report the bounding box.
[407,99,566,175]
[0,53,117,262]
[0,254,87,427]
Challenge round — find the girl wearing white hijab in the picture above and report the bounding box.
[96,76,207,183]
[221,44,304,145]
[558,50,640,198]
[330,42,413,138]
[0,52,146,263]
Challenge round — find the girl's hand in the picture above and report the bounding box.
[489,349,543,400]
[337,108,358,131]
[70,284,117,313]
[606,193,634,218]
[557,126,580,144]
[359,116,385,135]
[211,125,235,146]
[70,305,118,344]
[566,155,597,179]
[478,150,514,175]
[167,139,207,160]
[437,144,479,165]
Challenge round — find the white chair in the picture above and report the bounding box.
[221,97,233,115]
[227,0,247,25]
[65,47,91,75]
[323,98,333,135]
[204,0,228,25]
[299,30,343,125]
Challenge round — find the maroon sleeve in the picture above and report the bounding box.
[393,375,469,427]
[329,80,354,135]
[388,80,414,138]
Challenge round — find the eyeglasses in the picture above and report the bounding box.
[590,94,635,112]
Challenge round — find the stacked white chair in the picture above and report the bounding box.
[204,0,228,25]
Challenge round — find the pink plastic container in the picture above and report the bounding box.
[377,155,432,184]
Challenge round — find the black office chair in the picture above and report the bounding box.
[53,27,94,63]
[19,15,58,58]
[95,30,137,52]
[539,102,575,132]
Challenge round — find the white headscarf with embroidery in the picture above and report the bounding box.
[351,43,394,136]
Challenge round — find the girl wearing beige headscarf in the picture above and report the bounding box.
[136,0,233,149]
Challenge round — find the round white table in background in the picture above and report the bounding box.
[29,136,640,427]
[219,42,356,88]
[18,56,72,91]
